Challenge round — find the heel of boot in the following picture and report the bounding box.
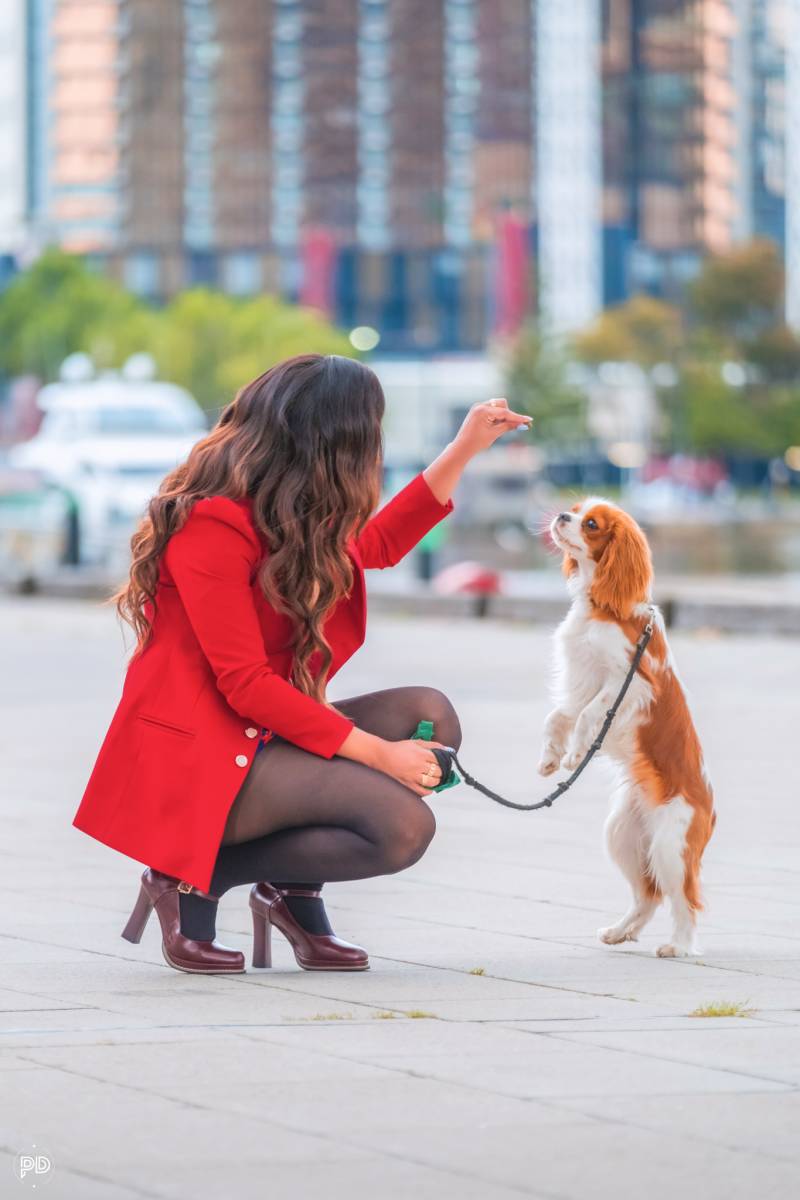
[252,910,272,968]
[121,885,154,944]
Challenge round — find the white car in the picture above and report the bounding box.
[10,377,208,565]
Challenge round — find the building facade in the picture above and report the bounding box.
[602,0,739,301]
[0,0,28,273]
[11,0,799,347]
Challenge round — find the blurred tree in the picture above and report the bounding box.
[689,238,784,340]
[0,252,357,410]
[742,325,800,384]
[152,289,356,411]
[506,325,589,444]
[679,363,800,457]
[573,295,683,368]
[0,248,148,381]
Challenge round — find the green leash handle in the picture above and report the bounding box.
[412,720,460,793]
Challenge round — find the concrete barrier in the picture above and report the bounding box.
[4,566,800,636]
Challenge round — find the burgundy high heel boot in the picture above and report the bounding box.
[121,868,245,974]
[249,883,369,971]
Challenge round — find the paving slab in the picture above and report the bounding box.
[2,595,799,1199]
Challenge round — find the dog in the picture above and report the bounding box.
[539,498,716,957]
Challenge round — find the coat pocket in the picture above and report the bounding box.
[137,713,196,740]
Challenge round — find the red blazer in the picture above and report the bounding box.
[73,473,453,891]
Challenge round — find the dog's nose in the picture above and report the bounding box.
[557,512,571,524]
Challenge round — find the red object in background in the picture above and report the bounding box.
[493,213,529,338]
[300,227,336,315]
[434,561,503,597]
[1,375,43,444]
[642,455,728,494]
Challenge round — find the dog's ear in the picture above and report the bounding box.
[590,514,652,619]
[562,552,578,578]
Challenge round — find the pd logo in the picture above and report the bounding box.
[13,1148,54,1187]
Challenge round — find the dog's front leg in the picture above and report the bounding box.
[538,709,574,776]
[561,690,613,771]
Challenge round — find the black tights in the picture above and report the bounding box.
[179,686,462,939]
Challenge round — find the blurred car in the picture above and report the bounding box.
[0,463,73,589]
[9,376,207,565]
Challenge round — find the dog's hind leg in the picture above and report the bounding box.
[598,784,661,946]
[646,796,700,958]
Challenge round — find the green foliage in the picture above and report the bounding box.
[0,248,148,381]
[152,290,354,411]
[506,325,589,445]
[508,240,800,457]
[574,295,683,368]
[742,325,800,384]
[665,364,800,458]
[0,249,356,410]
[689,239,784,338]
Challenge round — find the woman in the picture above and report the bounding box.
[73,354,530,974]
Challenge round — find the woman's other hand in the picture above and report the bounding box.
[337,727,445,797]
[375,738,446,796]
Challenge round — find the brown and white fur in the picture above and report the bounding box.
[540,499,716,957]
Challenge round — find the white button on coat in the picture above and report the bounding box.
[245,727,258,739]
[235,755,248,768]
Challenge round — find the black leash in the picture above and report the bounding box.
[433,607,656,812]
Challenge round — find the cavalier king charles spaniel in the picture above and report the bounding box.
[541,499,716,957]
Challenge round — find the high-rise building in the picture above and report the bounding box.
[536,1,603,333]
[783,0,800,328]
[602,0,739,301]
[0,0,28,266]
[12,0,799,346]
[49,0,121,254]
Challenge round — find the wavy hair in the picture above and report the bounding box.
[113,354,385,702]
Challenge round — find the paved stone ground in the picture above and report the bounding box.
[2,595,799,1200]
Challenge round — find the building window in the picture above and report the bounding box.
[222,251,261,296]
[271,0,305,249]
[357,0,392,250]
[183,0,218,251]
[443,0,479,247]
[124,251,161,297]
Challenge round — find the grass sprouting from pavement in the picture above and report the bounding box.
[469,967,486,975]
[689,1000,755,1018]
[405,1010,438,1019]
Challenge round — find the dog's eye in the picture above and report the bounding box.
[585,518,598,531]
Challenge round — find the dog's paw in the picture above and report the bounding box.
[656,942,690,959]
[560,747,586,772]
[537,749,561,777]
[598,925,636,946]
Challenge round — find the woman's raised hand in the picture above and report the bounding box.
[453,398,532,459]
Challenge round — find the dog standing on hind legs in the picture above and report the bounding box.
[539,499,716,957]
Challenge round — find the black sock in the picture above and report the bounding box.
[272,882,333,936]
[179,892,218,941]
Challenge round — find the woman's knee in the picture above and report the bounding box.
[413,686,462,750]
[381,800,436,873]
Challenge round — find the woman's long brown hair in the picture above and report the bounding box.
[113,353,385,702]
